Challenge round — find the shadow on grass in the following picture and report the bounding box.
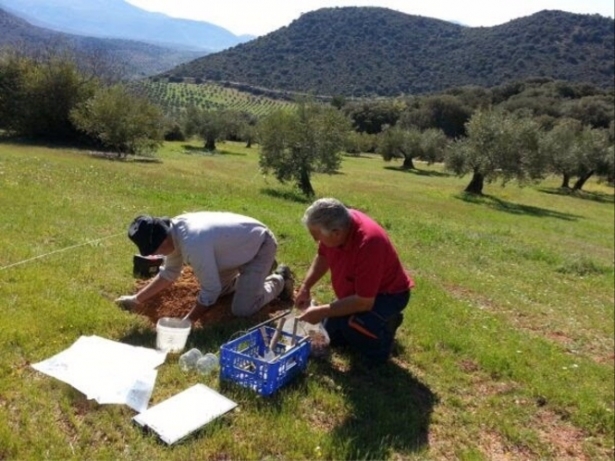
[181,145,246,156]
[455,192,581,221]
[119,320,254,354]
[215,338,435,458]
[118,324,158,349]
[260,187,312,204]
[87,151,162,163]
[0,136,163,163]
[384,166,450,178]
[538,187,614,204]
[343,153,380,159]
[0,135,81,149]
[119,305,434,457]
[315,348,436,458]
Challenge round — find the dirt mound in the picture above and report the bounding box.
[131,267,292,328]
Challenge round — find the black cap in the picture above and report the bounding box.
[127,215,171,256]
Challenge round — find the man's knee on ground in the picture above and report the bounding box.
[231,301,261,317]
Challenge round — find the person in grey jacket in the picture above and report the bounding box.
[115,212,293,322]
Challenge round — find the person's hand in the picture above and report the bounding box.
[297,302,326,324]
[115,294,140,311]
[294,287,311,310]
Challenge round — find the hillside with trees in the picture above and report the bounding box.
[0,8,203,78]
[163,7,614,97]
[0,0,251,52]
[1,14,612,198]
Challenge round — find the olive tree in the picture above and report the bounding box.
[0,52,97,140]
[570,126,612,191]
[445,109,546,194]
[183,107,250,151]
[0,52,29,132]
[377,126,422,169]
[183,106,222,151]
[258,102,350,197]
[71,84,164,157]
[399,94,472,138]
[345,131,377,155]
[541,119,614,190]
[418,128,449,164]
[540,118,584,188]
[378,127,448,169]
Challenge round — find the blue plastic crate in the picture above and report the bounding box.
[220,325,310,396]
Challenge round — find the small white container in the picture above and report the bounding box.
[156,317,191,353]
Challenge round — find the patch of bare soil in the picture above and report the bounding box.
[474,406,609,460]
[444,283,613,365]
[451,367,611,461]
[533,408,594,461]
[131,266,292,328]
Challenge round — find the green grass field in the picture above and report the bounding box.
[0,140,613,460]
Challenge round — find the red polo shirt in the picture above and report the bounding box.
[318,209,414,299]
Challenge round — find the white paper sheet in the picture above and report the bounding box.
[32,335,167,412]
[133,384,237,445]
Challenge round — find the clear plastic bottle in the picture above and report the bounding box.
[178,348,202,371]
[196,353,219,375]
[306,299,331,358]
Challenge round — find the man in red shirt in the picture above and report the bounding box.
[296,198,414,363]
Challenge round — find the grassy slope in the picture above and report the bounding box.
[0,141,613,460]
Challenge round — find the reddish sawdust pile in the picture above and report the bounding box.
[131,266,292,328]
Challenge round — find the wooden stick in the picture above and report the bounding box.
[268,318,286,353]
[291,318,299,346]
[259,326,269,345]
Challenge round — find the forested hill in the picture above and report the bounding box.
[162,7,615,97]
[0,0,251,52]
[0,8,203,78]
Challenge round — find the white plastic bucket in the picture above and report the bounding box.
[156,317,191,353]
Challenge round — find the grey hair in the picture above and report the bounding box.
[302,198,351,234]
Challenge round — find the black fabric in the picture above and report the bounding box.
[127,215,171,256]
[324,290,410,363]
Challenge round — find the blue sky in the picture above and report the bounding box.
[125,0,615,36]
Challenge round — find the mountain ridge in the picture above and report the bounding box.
[0,7,204,78]
[162,7,614,97]
[0,0,252,52]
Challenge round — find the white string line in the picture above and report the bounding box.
[0,232,124,271]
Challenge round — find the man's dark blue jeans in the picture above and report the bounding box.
[323,290,411,363]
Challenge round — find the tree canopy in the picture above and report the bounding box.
[258,102,350,196]
[445,109,546,194]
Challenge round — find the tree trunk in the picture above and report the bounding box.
[402,155,415,170]
[298,168,315,197]
[572,171,594,191]
[560,173,570,189]
[205,136,216,152]
[465,171,484,194]
[245,139,252,148]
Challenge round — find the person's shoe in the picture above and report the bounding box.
[274,264,294,301]
[270,258,278,274]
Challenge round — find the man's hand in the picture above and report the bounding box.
[297,302,327,324]
[294,287,311,310]
[115,294,140,311]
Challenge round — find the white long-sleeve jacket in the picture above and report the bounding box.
[158,212,271,306]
